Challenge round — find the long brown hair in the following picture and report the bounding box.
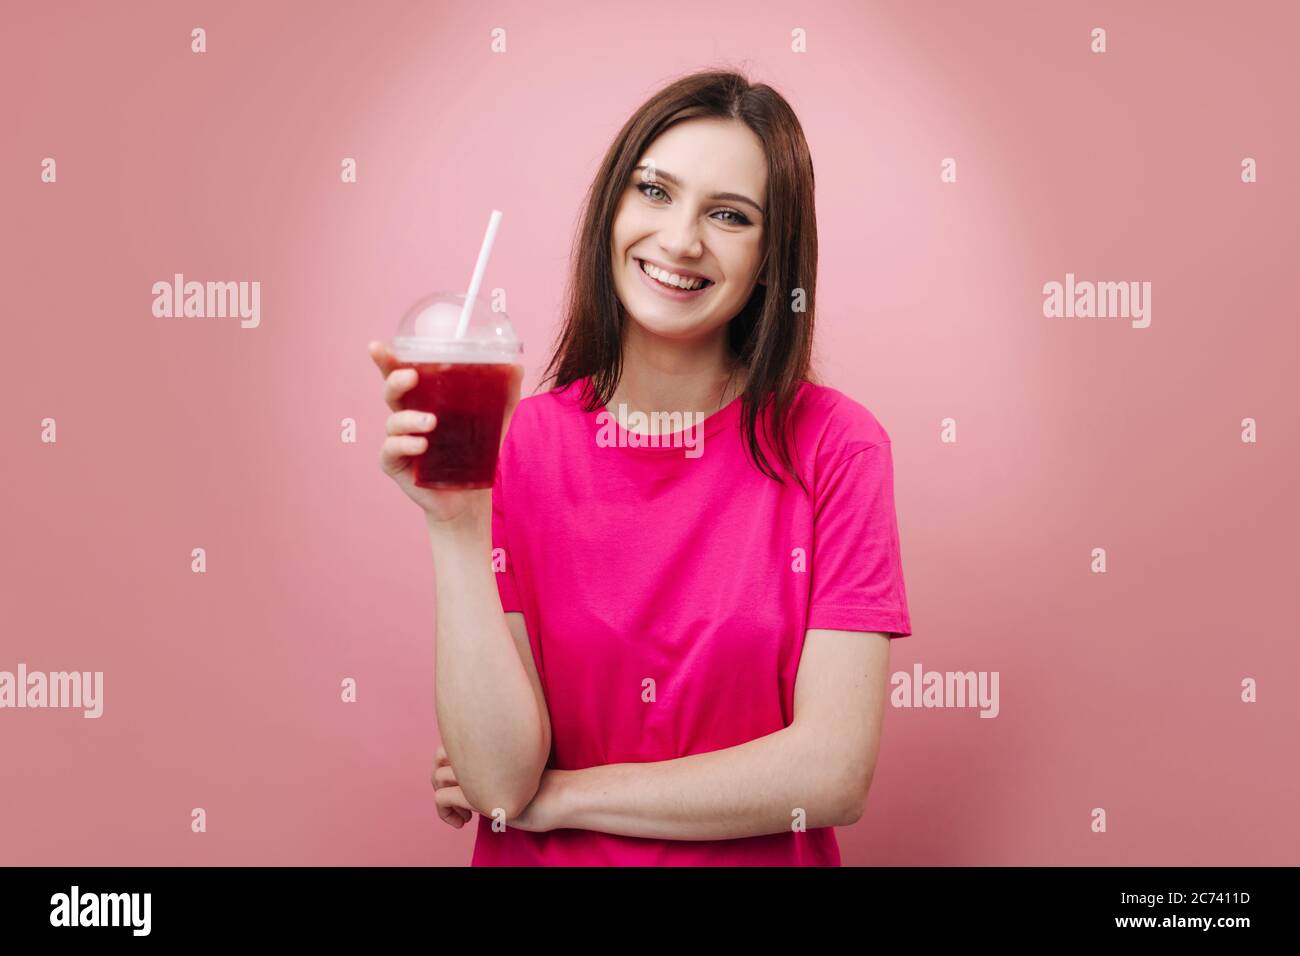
[539,69,819,495]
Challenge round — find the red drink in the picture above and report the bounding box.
[392,290,521,488]
[397,361,515,490]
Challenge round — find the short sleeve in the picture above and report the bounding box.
[806,441,912,637]
[491,441,523,614]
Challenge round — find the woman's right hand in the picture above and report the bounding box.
[368,340,520,527]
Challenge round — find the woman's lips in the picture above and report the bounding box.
[633,258,715,301]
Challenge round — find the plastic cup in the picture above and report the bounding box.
[391,292,522,490]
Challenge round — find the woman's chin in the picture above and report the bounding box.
[625,311,717,340]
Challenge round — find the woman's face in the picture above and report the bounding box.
[610,117,768,343]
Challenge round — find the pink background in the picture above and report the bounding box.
[3,0,1297,865]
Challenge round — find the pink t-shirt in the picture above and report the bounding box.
[470,376,912,866]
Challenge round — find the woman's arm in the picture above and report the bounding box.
[428,508,551,820]
[369,345,547,821]
[518,630,892,840]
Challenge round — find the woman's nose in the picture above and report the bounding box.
[658,206,704,258]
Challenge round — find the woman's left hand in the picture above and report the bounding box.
[432,747,568,833]
[502,769,570,833]
[431,745,474,828]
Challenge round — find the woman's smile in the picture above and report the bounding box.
[632,256,717,302]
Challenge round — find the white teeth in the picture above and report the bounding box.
[640,259,708,291]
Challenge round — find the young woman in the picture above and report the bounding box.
[368,70,912,865]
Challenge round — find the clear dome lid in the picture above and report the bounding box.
[392,291,522,363]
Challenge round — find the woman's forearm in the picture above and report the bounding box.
[549,722,862,841]
[426,506,547,819]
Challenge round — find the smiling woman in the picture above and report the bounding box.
[377,69,914,868]
[547,74,815,480]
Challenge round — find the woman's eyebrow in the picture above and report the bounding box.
[633,164,764,215]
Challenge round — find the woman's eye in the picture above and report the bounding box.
[636,183,751,226]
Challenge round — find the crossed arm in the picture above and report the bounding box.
[436,616,894,840]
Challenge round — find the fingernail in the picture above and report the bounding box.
[423,413,435,426]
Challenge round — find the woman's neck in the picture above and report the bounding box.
[609,327,747,420]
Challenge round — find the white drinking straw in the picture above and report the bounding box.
[456,209,502,339]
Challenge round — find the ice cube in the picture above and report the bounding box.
[412,301,465,339]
